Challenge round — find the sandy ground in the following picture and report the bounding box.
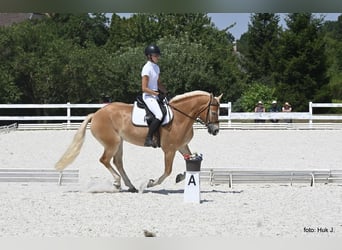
[0,129,342,237]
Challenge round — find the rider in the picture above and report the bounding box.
[141,44,167,147]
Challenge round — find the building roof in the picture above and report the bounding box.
[0,13,46,27]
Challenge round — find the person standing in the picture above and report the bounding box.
[141,44,167,147]
[269,100,280,123]
[282,102,292,123]
[254,101,265,123]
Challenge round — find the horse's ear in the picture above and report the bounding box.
[216,93,223,101]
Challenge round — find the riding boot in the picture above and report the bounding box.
[144,118,161,147]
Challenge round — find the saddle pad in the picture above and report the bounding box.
[132,102,173,127]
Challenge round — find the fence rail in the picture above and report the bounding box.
[1,102,342,126]
[0,123,17,133]
[0,169,79,185]
[200,168,342,187]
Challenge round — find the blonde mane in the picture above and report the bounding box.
[170,90,210,103]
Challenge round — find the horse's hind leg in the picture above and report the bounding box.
[113,140,137,192]
[100,146,122,190]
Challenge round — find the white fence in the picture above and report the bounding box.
[220,102,342,123]
[1,102,342,129]
[200,168,342,187]
[0,102,106,124]
[0,123,17,133]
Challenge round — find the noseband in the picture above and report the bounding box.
[169,95,219,127]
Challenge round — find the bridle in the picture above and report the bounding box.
[168,94,220,127]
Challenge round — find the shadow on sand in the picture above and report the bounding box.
[142,188,244,195]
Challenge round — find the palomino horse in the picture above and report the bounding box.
[55,90,222,192]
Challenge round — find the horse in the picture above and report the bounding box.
[55,90,222,192]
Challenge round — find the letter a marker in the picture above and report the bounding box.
[183,153,202,203]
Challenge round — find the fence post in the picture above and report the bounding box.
[309,102,313,124]
[228,102,232,125]
[67,102,71,129]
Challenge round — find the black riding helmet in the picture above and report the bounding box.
[144,44,161,56]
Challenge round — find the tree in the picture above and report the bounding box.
[323,14,342,102]
[157,35,216,95]
[0,27,22,103]
[242,13,281,86]
[105,13,243,102]
[275,13,330,111]
[234,83,276,112]
[49,13,109,47]
[0,13,245,108]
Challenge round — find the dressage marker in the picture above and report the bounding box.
[184,157,202,203]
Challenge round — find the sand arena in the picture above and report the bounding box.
[0,129,341,237]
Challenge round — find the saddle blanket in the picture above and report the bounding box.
[131,101,173,127]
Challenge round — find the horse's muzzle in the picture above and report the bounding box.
[207,123,219,136]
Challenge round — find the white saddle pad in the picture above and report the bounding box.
[132,102,173,127]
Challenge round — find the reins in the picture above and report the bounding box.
[167,94,218,126]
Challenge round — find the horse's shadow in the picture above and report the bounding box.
[143,189,184,195]
[141,188,243,195]
[139,188,243,204]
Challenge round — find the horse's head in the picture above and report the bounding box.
[198,93,223,136]
[169,91,223,135]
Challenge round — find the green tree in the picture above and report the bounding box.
[275,13,330,111]
[242,13,281,86]
[323,14,342,102]
[49,13,109,47]
[158,35,216,95]
[234,83,276,112]
[1,16,112,105]
[105,35,219,102]
[0,13,244,108]
[0,27,21,103]
[106,13,243,102]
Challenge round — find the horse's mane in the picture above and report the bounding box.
[170,90,210,103]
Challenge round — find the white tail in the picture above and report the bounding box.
[55,113,94,171]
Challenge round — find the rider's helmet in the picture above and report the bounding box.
[144,44,161,56]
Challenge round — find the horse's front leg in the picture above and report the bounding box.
[178,144,192,156]
[146,150,176,188]
[175,144,192,183]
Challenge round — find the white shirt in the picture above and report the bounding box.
[141,61,160,91]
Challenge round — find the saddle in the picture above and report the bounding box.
[132,95,173,127]
[132,95,173,148]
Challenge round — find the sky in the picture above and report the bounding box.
[116,13,341,40]
[207,13,341,40]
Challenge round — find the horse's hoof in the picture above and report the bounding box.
[128,187,138,193]
[113,183,121,191]
[147,179,155,188]
[175,172,185,183]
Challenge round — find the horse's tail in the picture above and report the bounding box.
[55,113,94,171]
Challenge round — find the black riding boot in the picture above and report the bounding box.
[144,118,161,147]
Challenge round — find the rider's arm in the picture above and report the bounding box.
[157,78,167,94]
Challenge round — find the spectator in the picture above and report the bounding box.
[282,102,292,123]
[254,101,265,123]
[269,100,280,123]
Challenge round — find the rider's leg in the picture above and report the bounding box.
[143,95,163,147]
[144,118,161,147]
